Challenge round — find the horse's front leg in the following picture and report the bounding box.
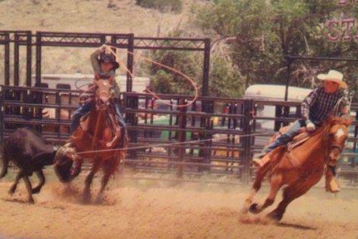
[82,159,100,204]
[105,126,120,148]
[32,169,45,194]
[267,171,322,221]
[242,164,270,214]
[95,158,118,204]
[22,175,34,204]
[249,174,283,214]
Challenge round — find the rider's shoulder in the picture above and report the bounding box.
[308,87,322,95]
[315,86,324,92]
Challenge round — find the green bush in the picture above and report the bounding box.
[136,0,183,13]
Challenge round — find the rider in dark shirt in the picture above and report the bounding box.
[70,45,126,133]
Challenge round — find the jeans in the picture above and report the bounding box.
[70,100,126,133]
[263,119,306,154]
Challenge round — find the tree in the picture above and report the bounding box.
[195,0,358,97]
[140,29,202,95]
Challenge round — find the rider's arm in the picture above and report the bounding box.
[301,88,319,122]
[90,49,102,74]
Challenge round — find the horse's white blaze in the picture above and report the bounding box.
[335,128,345,140]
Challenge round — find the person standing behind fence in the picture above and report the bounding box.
[252,70,348,193]
[70,44,126,133]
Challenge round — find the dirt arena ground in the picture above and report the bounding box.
[0,172,357,239]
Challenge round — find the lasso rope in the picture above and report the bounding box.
[75,132,270,155]
[105,45,199,108]
[71,44,199,107]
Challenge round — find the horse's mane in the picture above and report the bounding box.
[322,115,353,135]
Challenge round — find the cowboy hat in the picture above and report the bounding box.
[100,52,120,70]
[317,70,347,89]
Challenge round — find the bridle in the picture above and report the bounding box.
[323,122,347,162]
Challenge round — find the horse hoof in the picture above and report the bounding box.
[266,211,283,222]
[82,193,91,204]
[82,198,91,204]
[28,198,35,204]
[8,189,15,195]
[94,196,104,205]
[32,188,41,194]
[249,203,259,214]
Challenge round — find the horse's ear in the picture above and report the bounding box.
[344,117,353,127]
[109,75,114,84]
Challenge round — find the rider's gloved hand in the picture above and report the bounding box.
[99,44,107,53]
[306,120,316,132]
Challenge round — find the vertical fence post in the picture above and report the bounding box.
[242,99,253,183]
[26,31,32,87]
[0,86,4,146]
[126,94,138,160]
[177,98,187,178]
[14,34,20,86]
[204,100,214,165]
[35,32,41,86]
[126,34,134,93]
[4,33,10,86]
[13,34,21,115]
[202,38,211,96]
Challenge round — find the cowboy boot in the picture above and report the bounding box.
[252,153,271,168]
[325,165,340,193]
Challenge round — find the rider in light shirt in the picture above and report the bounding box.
[253,70,348,193]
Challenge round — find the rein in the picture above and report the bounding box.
[322,119,347,165]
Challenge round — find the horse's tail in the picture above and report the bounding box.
[0,145,9,179]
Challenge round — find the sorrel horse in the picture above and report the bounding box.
[54,75,127,203]
[242,116,352,221]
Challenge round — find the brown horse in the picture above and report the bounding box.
[242,116,352,221]
[54,76,127,203]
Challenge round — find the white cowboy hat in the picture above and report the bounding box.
[317,70,347,89]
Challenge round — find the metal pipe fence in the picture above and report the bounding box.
[1,86,357,183]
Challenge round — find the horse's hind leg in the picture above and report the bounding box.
[249,174,283,214]
[267,174,321,221]
[8,170,23,195]
[32,169,45,194]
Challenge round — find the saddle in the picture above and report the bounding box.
[273,126,311,168]
[276,126,310,152]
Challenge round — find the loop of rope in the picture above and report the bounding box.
[69,45,199,108]
[105,45,199,108]
[332,97,344,117]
